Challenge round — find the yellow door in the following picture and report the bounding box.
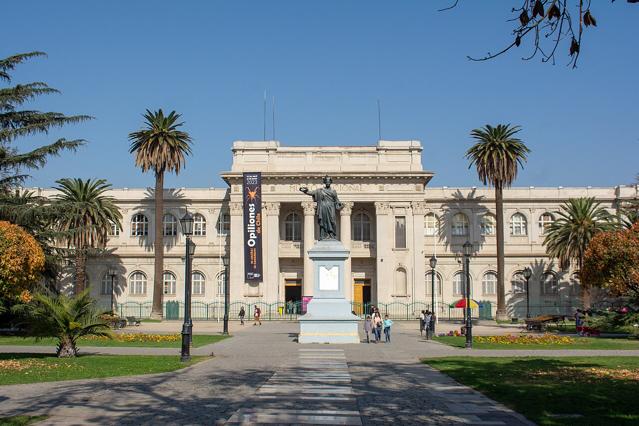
[353,279,367,315]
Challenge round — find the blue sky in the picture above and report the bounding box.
[3,1,638,189]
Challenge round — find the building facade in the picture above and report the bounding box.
[44,140,638,318]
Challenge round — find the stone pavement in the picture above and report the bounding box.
[3,320,630,425]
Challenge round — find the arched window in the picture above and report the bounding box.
[480,214,496,236]
[425,271,442,296]
[101,273,117,295]
[424,213,440,237]
[131,214,148,237]
[129,272,147,295]
[394,268,407,295]
[284,212,302,241]
[452,272,466,296]
[511,272,526,294]
[193,214,206,236]
[542,272,558,295]
[352,212,371,241]
[216,210,230,235]
[539,213,554,235]
[452,213,469,236]
[163,271,176,295]
[216,271,226,297]
[482,272,497,295]
[192,271,205,296]
[163,214,177,237]
[510,213,528,236]
[108,220,120,237]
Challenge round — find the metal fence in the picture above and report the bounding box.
[114,300,566,321]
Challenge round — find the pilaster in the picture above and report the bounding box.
[411,201,426,301]
[374,201,391,302]
[340,201,354,301]
[229,201,244,300]
[302,200,316,297]
[263,202,281,302]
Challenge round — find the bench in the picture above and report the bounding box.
[126,316,141,326]
[525,315,566,331]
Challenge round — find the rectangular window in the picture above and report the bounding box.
[395,216,406,249]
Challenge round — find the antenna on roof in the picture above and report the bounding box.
[272,96,276,141]
[263,90,267,141]
[377,99,382,141]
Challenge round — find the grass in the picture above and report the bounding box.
[424,356,639,425]
[0,353,205,385]
[0,416,48,426]
[434,335,639,350]
[0,334,228,348]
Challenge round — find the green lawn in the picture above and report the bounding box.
[0,334,228,348]
[424,356,639,425]
[0,416,48,426]
[434,335,639,350]
[0,353,205,385]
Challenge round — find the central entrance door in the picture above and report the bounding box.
[284,278,302,314]
[353,279,371,315]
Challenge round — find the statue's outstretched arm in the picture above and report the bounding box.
[299,187,313,197]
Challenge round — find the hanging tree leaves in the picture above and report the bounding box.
[439,0,638,68]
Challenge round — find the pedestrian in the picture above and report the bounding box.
[419,310,426,336]
[383,314,393,343]
[424,310,432,340]
[373,311,383,343]
[253,305,262,326]
[239,306,245,325]
[287,299,293,315]
[369,304,376,317]
[364,315,373,343]
[575,309,583,335]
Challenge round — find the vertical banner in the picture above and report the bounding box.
[243,172,263,281]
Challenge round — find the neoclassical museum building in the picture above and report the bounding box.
[42,141,637,318]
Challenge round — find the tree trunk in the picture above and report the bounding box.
[57,335,77,358]
[495,185,508,320]
[150,171,164,320]
[74,250,86,294]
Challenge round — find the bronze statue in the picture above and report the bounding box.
[299,175,343,240]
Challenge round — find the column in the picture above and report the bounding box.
[374,201,391,303]
[264,202,280,302]
[340,201,354,301]
[229,201,244,300]
[411,201,426,303]
[302,200,316,297]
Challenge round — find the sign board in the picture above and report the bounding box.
[243,172,263,281]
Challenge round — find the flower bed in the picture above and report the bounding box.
[474,334,575,345]
[84,333,181,343]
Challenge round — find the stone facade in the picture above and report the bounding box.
[40,140,638,317]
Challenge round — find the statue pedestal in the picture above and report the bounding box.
[298,239,360,344]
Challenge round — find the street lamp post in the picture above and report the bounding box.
[429,255,437,338]
[107,267,117,315]
[180,211,196,362]
[523,267,532,319]
[222,256,230,335]
[463,241,473,349]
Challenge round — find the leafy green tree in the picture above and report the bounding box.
[53,178,122,294]
[0,52,91,282]
[466,124,530,320]
[129,110,192,319]
[544,197,615,307]
[13,289,112,357]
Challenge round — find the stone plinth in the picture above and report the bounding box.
[298,239,360,344]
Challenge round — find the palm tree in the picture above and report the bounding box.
[128,109,192,319]
[53,178,122,294]
[13,289,112,357]
[466,124,530,320]
[544,197,615,308]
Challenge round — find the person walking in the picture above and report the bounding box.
[419,310,426,336]
[383,314,393,343]
[239,306,245,326]
[364,315,373,343]
[253,305,262,326]
[424,310,433,340]
[373,311,383,343]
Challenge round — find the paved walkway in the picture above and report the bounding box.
[2,321,628,425]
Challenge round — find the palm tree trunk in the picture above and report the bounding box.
[74,250,86,294]
[495,185,508,320]
[151,171,164,320]
[57,335,77,358]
